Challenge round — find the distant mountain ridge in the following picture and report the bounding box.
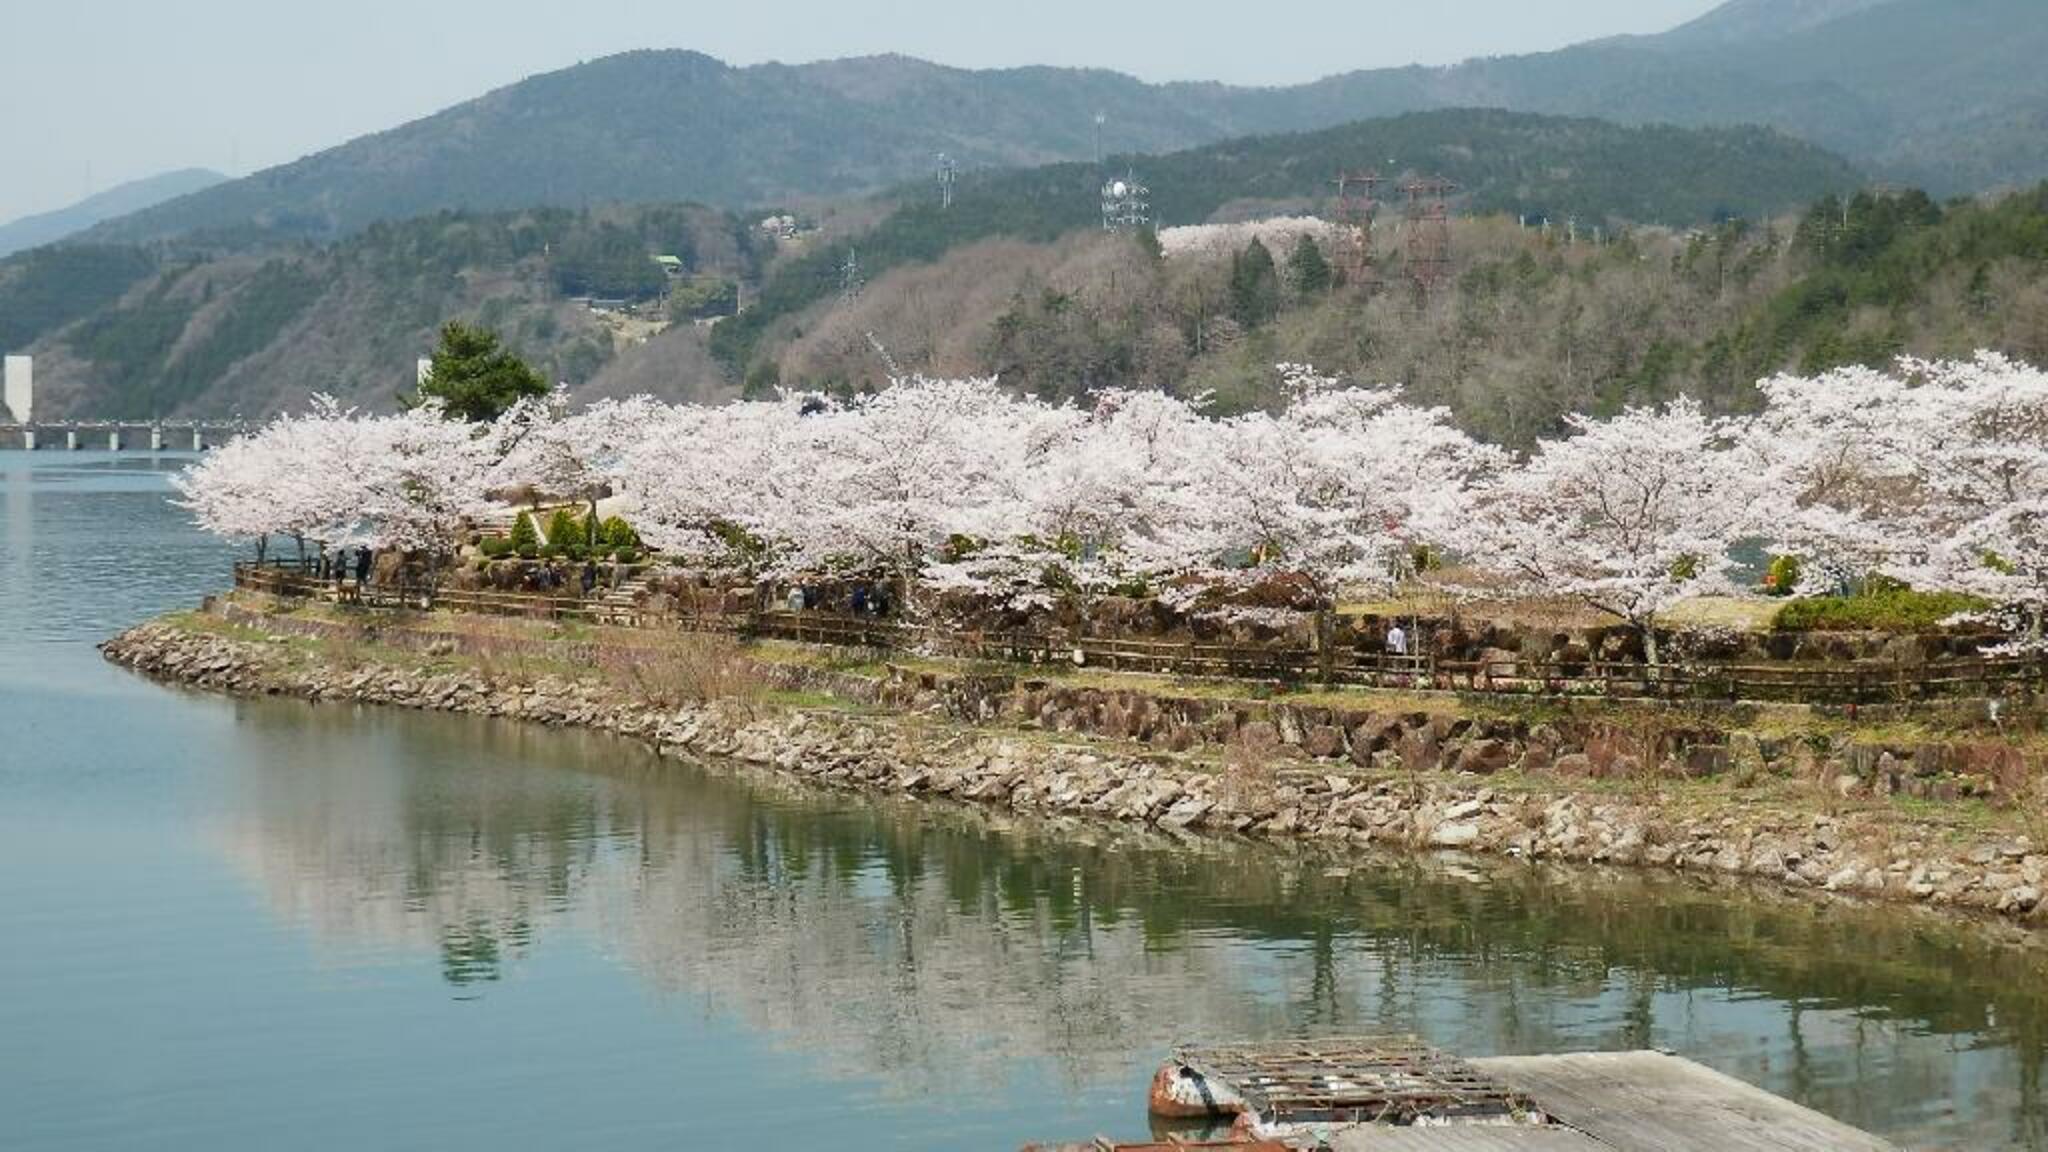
[73,0,2043,246]
[0,169,225,257]
[1652,0,1901,47]
[3,107,1857,422]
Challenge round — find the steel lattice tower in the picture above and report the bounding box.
[1332,170,1383,292]
[1402,176,1458,298]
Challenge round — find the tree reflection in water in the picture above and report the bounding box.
[210,699,2048,1150]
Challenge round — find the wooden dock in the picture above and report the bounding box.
[1464,1052,1897,1152]
[1043,1038,1902,1152]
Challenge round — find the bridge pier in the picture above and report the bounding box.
[108,429,120,452]
[192,428,205,451]
[65,430,78,451]
[21,430,35,451]
[150,426,164,452]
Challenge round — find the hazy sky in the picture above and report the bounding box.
[2,0,1720,223]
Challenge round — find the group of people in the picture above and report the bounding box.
[784,582,894,617]
[315,548,374,585]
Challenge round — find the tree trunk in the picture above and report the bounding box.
[1315,606,1337,685]
[1642,620,1661,672]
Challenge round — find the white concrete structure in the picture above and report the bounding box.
[3,356,30,423]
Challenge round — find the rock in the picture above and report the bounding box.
[1429,821,1481,849]
[1159,796,1215,831]
[1454,739,1513,776]
[1553,753,1593,777]
[1825,866,1861,892]
[1998,887,2042,915]
[1444,799,1484,821]
[1304,725,1344,759]
[1683,745,1730,779]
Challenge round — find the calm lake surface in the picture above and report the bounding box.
[3,450,2048,1151]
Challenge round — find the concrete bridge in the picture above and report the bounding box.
[1,420,248,452]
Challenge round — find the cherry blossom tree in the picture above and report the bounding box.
[1740,365,1923,594]
[1447,397,1757,666]
[1179,365,1502,676]
[486,391,663,545]
[1857,355,2048,644]
[1158,218,1342,262]
[793,376,1040,614]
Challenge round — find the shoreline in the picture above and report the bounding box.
[100,597,2048,933]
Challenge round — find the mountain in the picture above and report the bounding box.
[72,0,2043,247]
[1651,0,1900,47]
[4,108,1856,422]
[1250,0,2048,194]
[0,169,226,257]
[82,51,1258,246]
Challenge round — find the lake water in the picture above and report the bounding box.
[3,450,2047,1150]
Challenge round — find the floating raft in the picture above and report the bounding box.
[1029,1037,1898,1152]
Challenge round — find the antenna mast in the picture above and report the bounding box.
[1100,169,1150,233]
[936,152,958,210]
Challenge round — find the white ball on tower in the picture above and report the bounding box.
[1111,181,1128,198]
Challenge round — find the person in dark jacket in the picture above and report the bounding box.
[581,561,598,597]
[355,549,373,585]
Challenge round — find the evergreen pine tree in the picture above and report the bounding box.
[403,320,548,422]
[1228,238,1282,331]
[1287,234,1333,295]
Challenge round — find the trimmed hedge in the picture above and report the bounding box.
[1774,590,1987,633]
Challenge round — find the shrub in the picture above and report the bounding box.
[544,507,585,552]
[1774,589,1988,632]
[614,547,640,564]
[600,515,641,549]
[509,512,540,555]
[478,536,514,559]
[1763,554,1801,597]
[600,635,765,709]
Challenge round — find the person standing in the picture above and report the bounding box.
[1386,623,1408,659]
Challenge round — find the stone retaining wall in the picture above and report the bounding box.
[101,611,2048,928]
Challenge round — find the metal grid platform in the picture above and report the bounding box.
[1174,1036,1534,1127]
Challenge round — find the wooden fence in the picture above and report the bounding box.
[230,561,2047,706]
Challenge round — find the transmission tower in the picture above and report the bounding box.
[1331,170,1383,291]
[1402,176,1458,298]
[1100,169,1150,233]
[839,248,864,305]
[937,152,958,210]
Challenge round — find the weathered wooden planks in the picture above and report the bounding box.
[1470,1052,1898,1152]
[1325,1128,1611,1151]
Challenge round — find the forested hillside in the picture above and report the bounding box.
[0,205,757,419]
[68,0,2048,247]
[750,186,2048,445]
[710,109,1858,377]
